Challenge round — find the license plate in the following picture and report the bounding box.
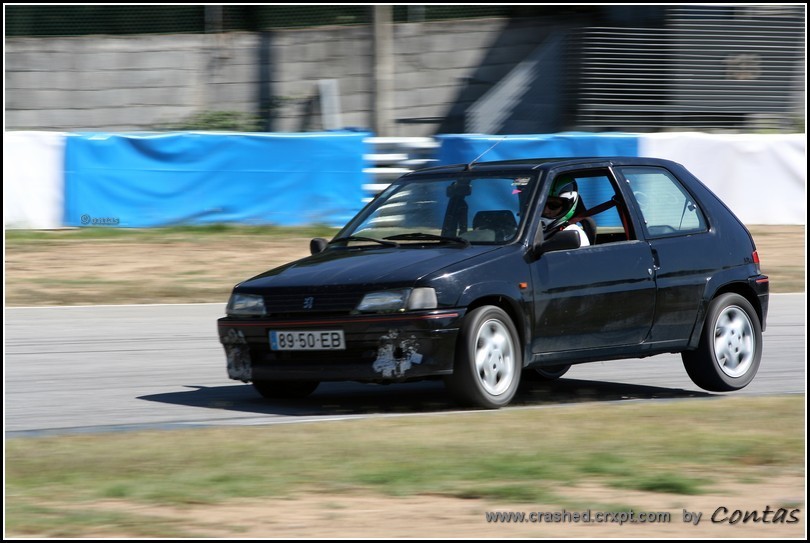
[270,330,345,351]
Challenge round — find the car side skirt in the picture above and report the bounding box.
[527,339,689,367]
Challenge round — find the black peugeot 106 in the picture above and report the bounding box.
[217,157,768,408]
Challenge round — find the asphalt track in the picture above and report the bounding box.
[5,294,805,437]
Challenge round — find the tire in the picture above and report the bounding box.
[252,380,320,399]
[682,293,762,392]
[523,364,571,381]
[445,306,522,408]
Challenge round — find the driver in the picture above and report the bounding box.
[542,179,590,247]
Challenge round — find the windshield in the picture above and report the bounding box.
[337,175,538,245]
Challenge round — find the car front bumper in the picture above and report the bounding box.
[217,309,464,383]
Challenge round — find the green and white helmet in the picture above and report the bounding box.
[544,179,580,232]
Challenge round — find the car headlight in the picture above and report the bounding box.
[356,288,437,313]
[226,293,266,316]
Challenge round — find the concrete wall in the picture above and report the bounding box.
[5,33,261,132]
[5,19,506,137]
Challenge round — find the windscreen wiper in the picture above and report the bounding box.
[329,235,399,247]
[384,232,470,247]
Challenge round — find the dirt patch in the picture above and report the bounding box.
[13,475,804,538]
[4,226,804,306]
[4,235,314,306]
[748,225,806,293]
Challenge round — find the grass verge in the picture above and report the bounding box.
[5,395,804,536]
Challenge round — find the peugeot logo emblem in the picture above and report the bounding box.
[303,296,315,309]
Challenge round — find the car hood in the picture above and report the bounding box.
[237,245,503,290]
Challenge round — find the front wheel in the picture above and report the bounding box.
[523,364,571,381]
[252,380,320,399]
[682,293,762,392]
[445,306,522,408]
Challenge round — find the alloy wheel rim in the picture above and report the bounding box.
[713,305,755,378]
[474,319,515,396]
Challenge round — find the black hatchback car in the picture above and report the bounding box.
[218,157,768,408]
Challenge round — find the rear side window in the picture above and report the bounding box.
[620,167,707,237]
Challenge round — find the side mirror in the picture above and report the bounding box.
[310,237,328,255]
[533,229,581,257]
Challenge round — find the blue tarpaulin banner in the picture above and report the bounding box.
[435,132,640,165]
[64,131,369,227]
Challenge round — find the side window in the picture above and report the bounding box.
[620,167,707,237]
[544,169,636,245]
[575,175,625,232]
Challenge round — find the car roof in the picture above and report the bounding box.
[403,156,679,177]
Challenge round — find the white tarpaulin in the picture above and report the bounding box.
[639,133,806,225]
[4,131,66,229]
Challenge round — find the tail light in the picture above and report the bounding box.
[752,250,761,274]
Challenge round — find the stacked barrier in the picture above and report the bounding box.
[3,131,805,228]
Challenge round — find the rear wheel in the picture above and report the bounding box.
[252,380,320,399]
[682,293,762,392]
[445,306,522,408]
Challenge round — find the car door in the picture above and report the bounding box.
[530,167,656,354]
[614,165,713,346]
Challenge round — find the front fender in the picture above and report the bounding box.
[456,280,532,360]
[457,280,528,309]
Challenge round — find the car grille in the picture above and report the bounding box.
[262,290,365,316]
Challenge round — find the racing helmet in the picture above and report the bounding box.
[543,178,580,232]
